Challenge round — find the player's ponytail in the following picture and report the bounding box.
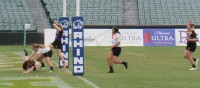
[32,43,45,48]
[52,21,63,31]
[32,43,39,48]
[112,26,120,34]
[37,44,45,48]
[56,23,63,30]
[190,24,194,28]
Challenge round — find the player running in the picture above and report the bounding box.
[106,26,128,73]
[183,23,199,70]
[48,21,67,68]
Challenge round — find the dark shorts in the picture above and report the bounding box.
[43,50,53,58]
[111,47,121,56]
[51,39,61,49]
[186,45,196,52]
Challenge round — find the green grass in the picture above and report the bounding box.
[0,45,200,88]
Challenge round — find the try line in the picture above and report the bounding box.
[25,49,100,88]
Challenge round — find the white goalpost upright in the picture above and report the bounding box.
[72,0,84,76]
[62,0,81,17]
[63,0,67,17]
[76,0,80,16]
[59,0,84,75]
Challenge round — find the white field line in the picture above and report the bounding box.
[0,68,22,71]
[126,52,146,57]
[25,49,100,88]
[0,77,71,88]
[0,52,22,71]
[0,61,23,64]
[104,48,110,51]
[0,83,12,86]
[104,47,146,57]
[30,77,72,88]
[0,52,25,60]
[51,61,100,88]
[0,65,14,67]
[0,60,12,62]
[0,55,6,57]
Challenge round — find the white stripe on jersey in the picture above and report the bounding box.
[32,46,50,54]
[112,33,121,47]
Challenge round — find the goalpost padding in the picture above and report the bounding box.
[59,17,69,68]
[72,17,84,76]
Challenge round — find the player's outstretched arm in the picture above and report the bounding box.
[22,66,34,74]
[52,23,63,31]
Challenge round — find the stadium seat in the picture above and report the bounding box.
[138,0,200,25]
[41,0,123,25]
[0,0,36,32]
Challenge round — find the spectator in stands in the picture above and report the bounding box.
[107,26,128,73]
[183,23,198,70]
[48,21,67,68]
